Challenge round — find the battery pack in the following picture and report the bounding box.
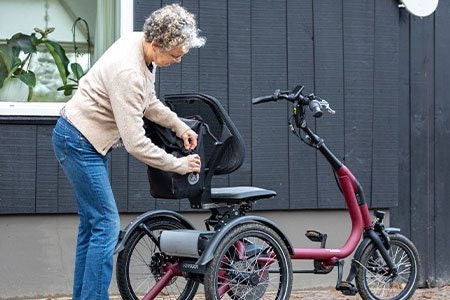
[159,229,213,258]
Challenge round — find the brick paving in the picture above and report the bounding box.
[28,285,450,300]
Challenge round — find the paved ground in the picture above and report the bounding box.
[27,285,450,299]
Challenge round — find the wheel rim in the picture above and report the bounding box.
[363,242,416,299]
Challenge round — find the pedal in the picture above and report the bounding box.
[305,230,324,242]
[305,230,327,248]
[336,281,358,296]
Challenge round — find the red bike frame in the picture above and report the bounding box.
[291,165,372,263]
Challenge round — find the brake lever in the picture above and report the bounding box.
[319,100,335,114]
[313,95,335,114]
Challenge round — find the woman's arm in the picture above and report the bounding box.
[108,69,190,174]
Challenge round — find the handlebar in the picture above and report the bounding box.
[252,85,335,118]
[252,95,276,105]
[252,89,282,104]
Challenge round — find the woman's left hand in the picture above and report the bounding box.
[181,129,198,150]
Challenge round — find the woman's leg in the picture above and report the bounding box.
[52,118,120,300]
[73,213,91,299]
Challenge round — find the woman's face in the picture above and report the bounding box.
[153,44,187,67]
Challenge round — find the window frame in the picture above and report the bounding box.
[0,0,133,117]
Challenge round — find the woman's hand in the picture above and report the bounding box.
[186,154,201,173]
[181,129,198,150]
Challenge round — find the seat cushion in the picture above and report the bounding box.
[211,186,276,201]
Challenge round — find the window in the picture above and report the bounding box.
[0,0,132,116]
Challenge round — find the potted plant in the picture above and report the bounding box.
[0,27,70,101]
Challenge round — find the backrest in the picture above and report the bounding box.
[164,93,246,207]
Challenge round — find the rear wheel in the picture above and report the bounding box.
[355,233,420,300]
[204,222,292,299]
[116,217,199,300]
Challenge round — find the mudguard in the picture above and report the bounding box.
[385,227,401,234]
[194,215,294,267]
[353,227,401,260]
[114,209,196,254]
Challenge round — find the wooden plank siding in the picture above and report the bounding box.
[36,126,59,213]
[371,0,400,208]
[313,0,346,208]
[343,0,374,209]
[287,0,317,209]
[433,0,450,285]
[228,0,252,188]
[392,1,450,286]
[0,124,37,214]
[391,2,450,287]
[250,0,289,210]
[409,14,436,288]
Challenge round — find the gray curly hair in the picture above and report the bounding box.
[143,3,206,52]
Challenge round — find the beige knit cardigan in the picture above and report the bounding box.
[63,32,191,175]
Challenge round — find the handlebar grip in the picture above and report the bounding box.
[309,100,323,118]
[252,95,275,104]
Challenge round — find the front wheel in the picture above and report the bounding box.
[355,233,420,300]
[204,222,292,299]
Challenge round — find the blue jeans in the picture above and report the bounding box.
[52,117,120,300]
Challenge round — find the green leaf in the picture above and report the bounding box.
[44,40,70,85]
[0,45,22,87]
[57,84,78,91]
[0,46,11,88]
[7,33,37,55]
[70,63,85,81]
[0,44,13,72]
[0,67,8,89]
[64,89,73,96]
[0,45,21,73]
[57,83,78,96]
[16,71,36,88]
[27,86,33,101]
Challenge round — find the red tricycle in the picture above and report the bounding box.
[114,86,420,300]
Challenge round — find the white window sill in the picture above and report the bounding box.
[0,102,65,116]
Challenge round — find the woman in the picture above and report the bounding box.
[52,4,205,299]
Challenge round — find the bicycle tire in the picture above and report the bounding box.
[355,233,420,300]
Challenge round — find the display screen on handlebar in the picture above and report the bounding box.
[292,85,305,95]
[292,85,304,98]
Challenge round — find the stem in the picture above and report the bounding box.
[24,53,33,71]
[17,53,32,74]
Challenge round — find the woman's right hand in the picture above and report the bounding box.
[186,154,201,173]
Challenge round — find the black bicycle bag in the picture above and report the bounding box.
[144,116,205,199]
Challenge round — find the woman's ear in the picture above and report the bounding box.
[151,41,162,52]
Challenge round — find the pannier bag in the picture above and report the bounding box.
[144,117,205,199]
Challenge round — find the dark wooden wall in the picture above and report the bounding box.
[391,1,450,287]
[1,0,449,286]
